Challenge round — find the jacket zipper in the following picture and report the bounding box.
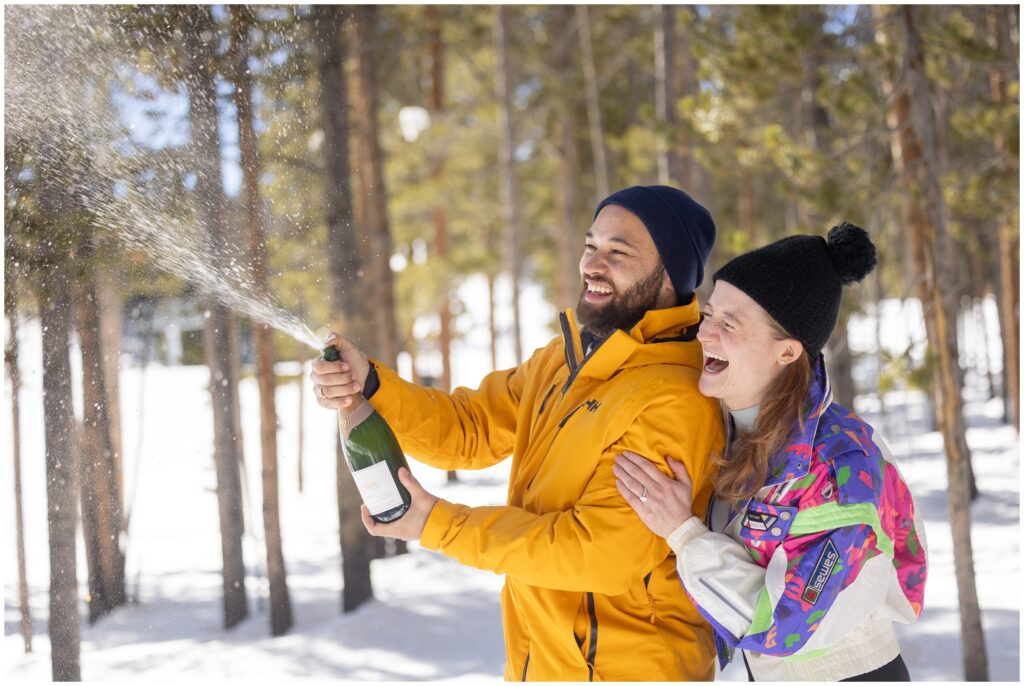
[585,591,598,680]
[561,338,608,397]
[559,312,577,371]
[558,313,610,398]
[537,383,557,416]
[524,401,586,491]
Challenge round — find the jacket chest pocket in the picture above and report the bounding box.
[523,399,604,497]
[740,500,797,545]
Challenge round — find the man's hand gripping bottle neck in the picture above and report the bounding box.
[322,344,411,523]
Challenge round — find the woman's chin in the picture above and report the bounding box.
[698,373,724,399]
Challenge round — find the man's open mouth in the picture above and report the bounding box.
[584,281,614,302]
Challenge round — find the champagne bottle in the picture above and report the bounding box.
[323,344,411,523]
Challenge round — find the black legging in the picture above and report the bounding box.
[743,652,911,681]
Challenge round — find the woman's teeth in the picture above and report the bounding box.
[704,352,729,373]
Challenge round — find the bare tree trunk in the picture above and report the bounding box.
[41,284,82,681]
[350,4,415,544]
[97,273,124,517]
[738,165,756,246]
[5,277,33,653]
[351,4,400,371]
[871,260,889,435]
[550,4,581,311]
[973,296,997,401]
[231,4,293,637]
[676,7,703,198]
[900,7,989,679]
[825,313,855,409]
[423,5,456,489]
[799,9,858,407]
[425,7,457,487]
[494,5,524,365]
[987,5,1020,431]
[227,312,247,516]
[425,5,454,397]
[74,241,126,624]
[798,7,829,230]
[183,5,248,629]
[654,4,679,185]
[577,5,610,201]
[677,8,713,303]
[36,175,82,677]
[554,108,581,310]
[312,3,374,613]
[487,268,499,371]
[876,9,942,432]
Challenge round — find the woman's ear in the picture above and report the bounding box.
[777,339,804,367]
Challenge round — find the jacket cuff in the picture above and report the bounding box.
[366,359,404,417]
[666,516,708,554]
[362,362,381,399]
[420,499,460,551]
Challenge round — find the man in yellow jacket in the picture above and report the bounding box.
[312,186,725,681]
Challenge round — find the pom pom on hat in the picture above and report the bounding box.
[827,222,877,285]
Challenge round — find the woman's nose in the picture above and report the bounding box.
[697,318,715,343]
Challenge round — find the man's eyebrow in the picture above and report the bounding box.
[584,231,636,249]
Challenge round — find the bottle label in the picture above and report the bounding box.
[351,461,403,516]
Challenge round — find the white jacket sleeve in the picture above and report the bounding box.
[668,516,769,641]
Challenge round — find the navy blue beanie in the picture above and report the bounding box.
[594,185,716,302]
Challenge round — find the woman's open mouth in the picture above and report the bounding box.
[703,351,729,374]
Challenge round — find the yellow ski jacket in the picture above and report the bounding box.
[368,299,724,681]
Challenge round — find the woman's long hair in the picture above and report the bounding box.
[713,317,814,508]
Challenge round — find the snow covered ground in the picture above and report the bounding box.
[3,290,1020,681]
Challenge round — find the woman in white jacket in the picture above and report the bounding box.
[614,224,926,681]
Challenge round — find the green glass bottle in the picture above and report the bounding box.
[323,344,411,523]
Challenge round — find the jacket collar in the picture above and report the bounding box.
[560,298,704,382]
[763,354,833,486]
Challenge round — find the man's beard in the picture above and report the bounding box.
[575,263,667,338]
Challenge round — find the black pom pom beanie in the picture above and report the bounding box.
[712,222,877,358]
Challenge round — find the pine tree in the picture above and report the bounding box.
[4,196,34,654]
[182,4,249,630]
[311,3,375,612]
[74,232,127,623]
[229,4,293,637]
[36,156,83,681]
[897,6,988,678]
[494,5,525,364]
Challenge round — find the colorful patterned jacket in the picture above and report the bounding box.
[667,356,927,681]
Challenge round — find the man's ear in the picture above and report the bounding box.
[778,339,804,366]
[659,267,677,305]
